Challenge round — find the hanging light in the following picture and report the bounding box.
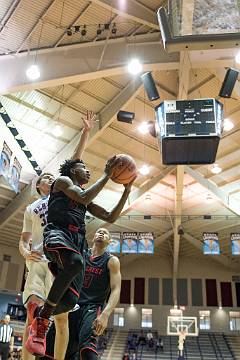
[138,122,149,134]
[53,124,63,137]
[235,50,240,64]
[26,64,40,80]
[97,24,102,36]
[211,163,222,175]
[128,58,142,75]
[81,25,87,36]
[111,23,117,35]
[139,164,150,175]
[37,117,48,130]
[223,118,234,131]
[205,193,214,203]
[145,193,151,202]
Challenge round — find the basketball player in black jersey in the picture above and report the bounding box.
[76,227,121,360]
[26,158,135,357]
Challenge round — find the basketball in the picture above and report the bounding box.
[110,154,137,184]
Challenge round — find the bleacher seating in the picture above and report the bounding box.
[121,330,236,360]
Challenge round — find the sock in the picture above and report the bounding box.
[39,302,56,320]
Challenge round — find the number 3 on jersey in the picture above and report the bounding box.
[40,212,48,227]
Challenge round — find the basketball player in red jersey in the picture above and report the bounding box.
[20,111,97,360]
[25,157,136,356]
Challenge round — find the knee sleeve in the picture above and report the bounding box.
[80,349,98,360]
[62,252,83,277]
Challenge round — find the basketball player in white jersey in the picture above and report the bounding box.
[19,111,96,360]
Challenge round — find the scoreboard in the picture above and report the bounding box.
[155,98,223,165]
[155,98,223,138]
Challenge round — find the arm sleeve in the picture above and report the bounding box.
[22,206,32,233]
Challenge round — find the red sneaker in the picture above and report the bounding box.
[27,301,39,326]
[25,317,51,357]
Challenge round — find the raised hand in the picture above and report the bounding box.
[124,175,137,191]
[82,110,97,131]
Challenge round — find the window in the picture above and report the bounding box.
[199,310,210,330]
[113,308,124,327]
[141,308,152,328]
[229,311,240,331]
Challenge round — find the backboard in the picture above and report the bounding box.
[158,0,240,52]
[167,316,198,336]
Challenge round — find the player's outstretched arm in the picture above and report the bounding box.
[93,256,121,336]
[87,177,136,223]
[71,111,96,161]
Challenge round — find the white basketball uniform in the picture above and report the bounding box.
[22,196,53,305]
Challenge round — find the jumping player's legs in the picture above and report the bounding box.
[40,249,83,318]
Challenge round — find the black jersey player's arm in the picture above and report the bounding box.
[93,256,121,336]
[71,111,96,161]
[54,156,118,205]
[87,177,136,223]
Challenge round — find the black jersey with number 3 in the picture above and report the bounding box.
[47,182,87,228]
[79,249,112,305]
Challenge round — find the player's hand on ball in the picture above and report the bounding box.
[124,175,137,191]
[82,110,97,131]
[92,312,109,336]
[104,156,118,178]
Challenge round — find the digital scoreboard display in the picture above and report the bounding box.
[155,99,223,137]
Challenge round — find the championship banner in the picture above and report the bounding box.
[138,232,154,254]
[107,232,121,254]
[203,232,220,255]
[122,232,138,254]
[0,141,12,180]
[231,233,240,255]
[9,157,22,193]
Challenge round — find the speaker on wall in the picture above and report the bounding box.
[219,68,239,98]
[117,110,135,124]
[141,72,160,101]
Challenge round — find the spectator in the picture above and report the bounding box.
[137,330,146,346]
[0,315,14,360]
[160,338,164,352]
[147,331,153,341]
[148,337,154,349]
[122,353,130,360]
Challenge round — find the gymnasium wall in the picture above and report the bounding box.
[114,255,240,334]
[0,244,25,291]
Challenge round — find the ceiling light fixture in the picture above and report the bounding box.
[138,122,149,134]
[53,124,63,137]
[223,118,234,131]
[139,164,150,175]
[211,163,222,175]
[206,193,214,203]
[145,193,151,202]
[235,50,240,64]
[81,25,87,36]
[111,23,117,35]
[26,64,40,80]
[128,58,142,75]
